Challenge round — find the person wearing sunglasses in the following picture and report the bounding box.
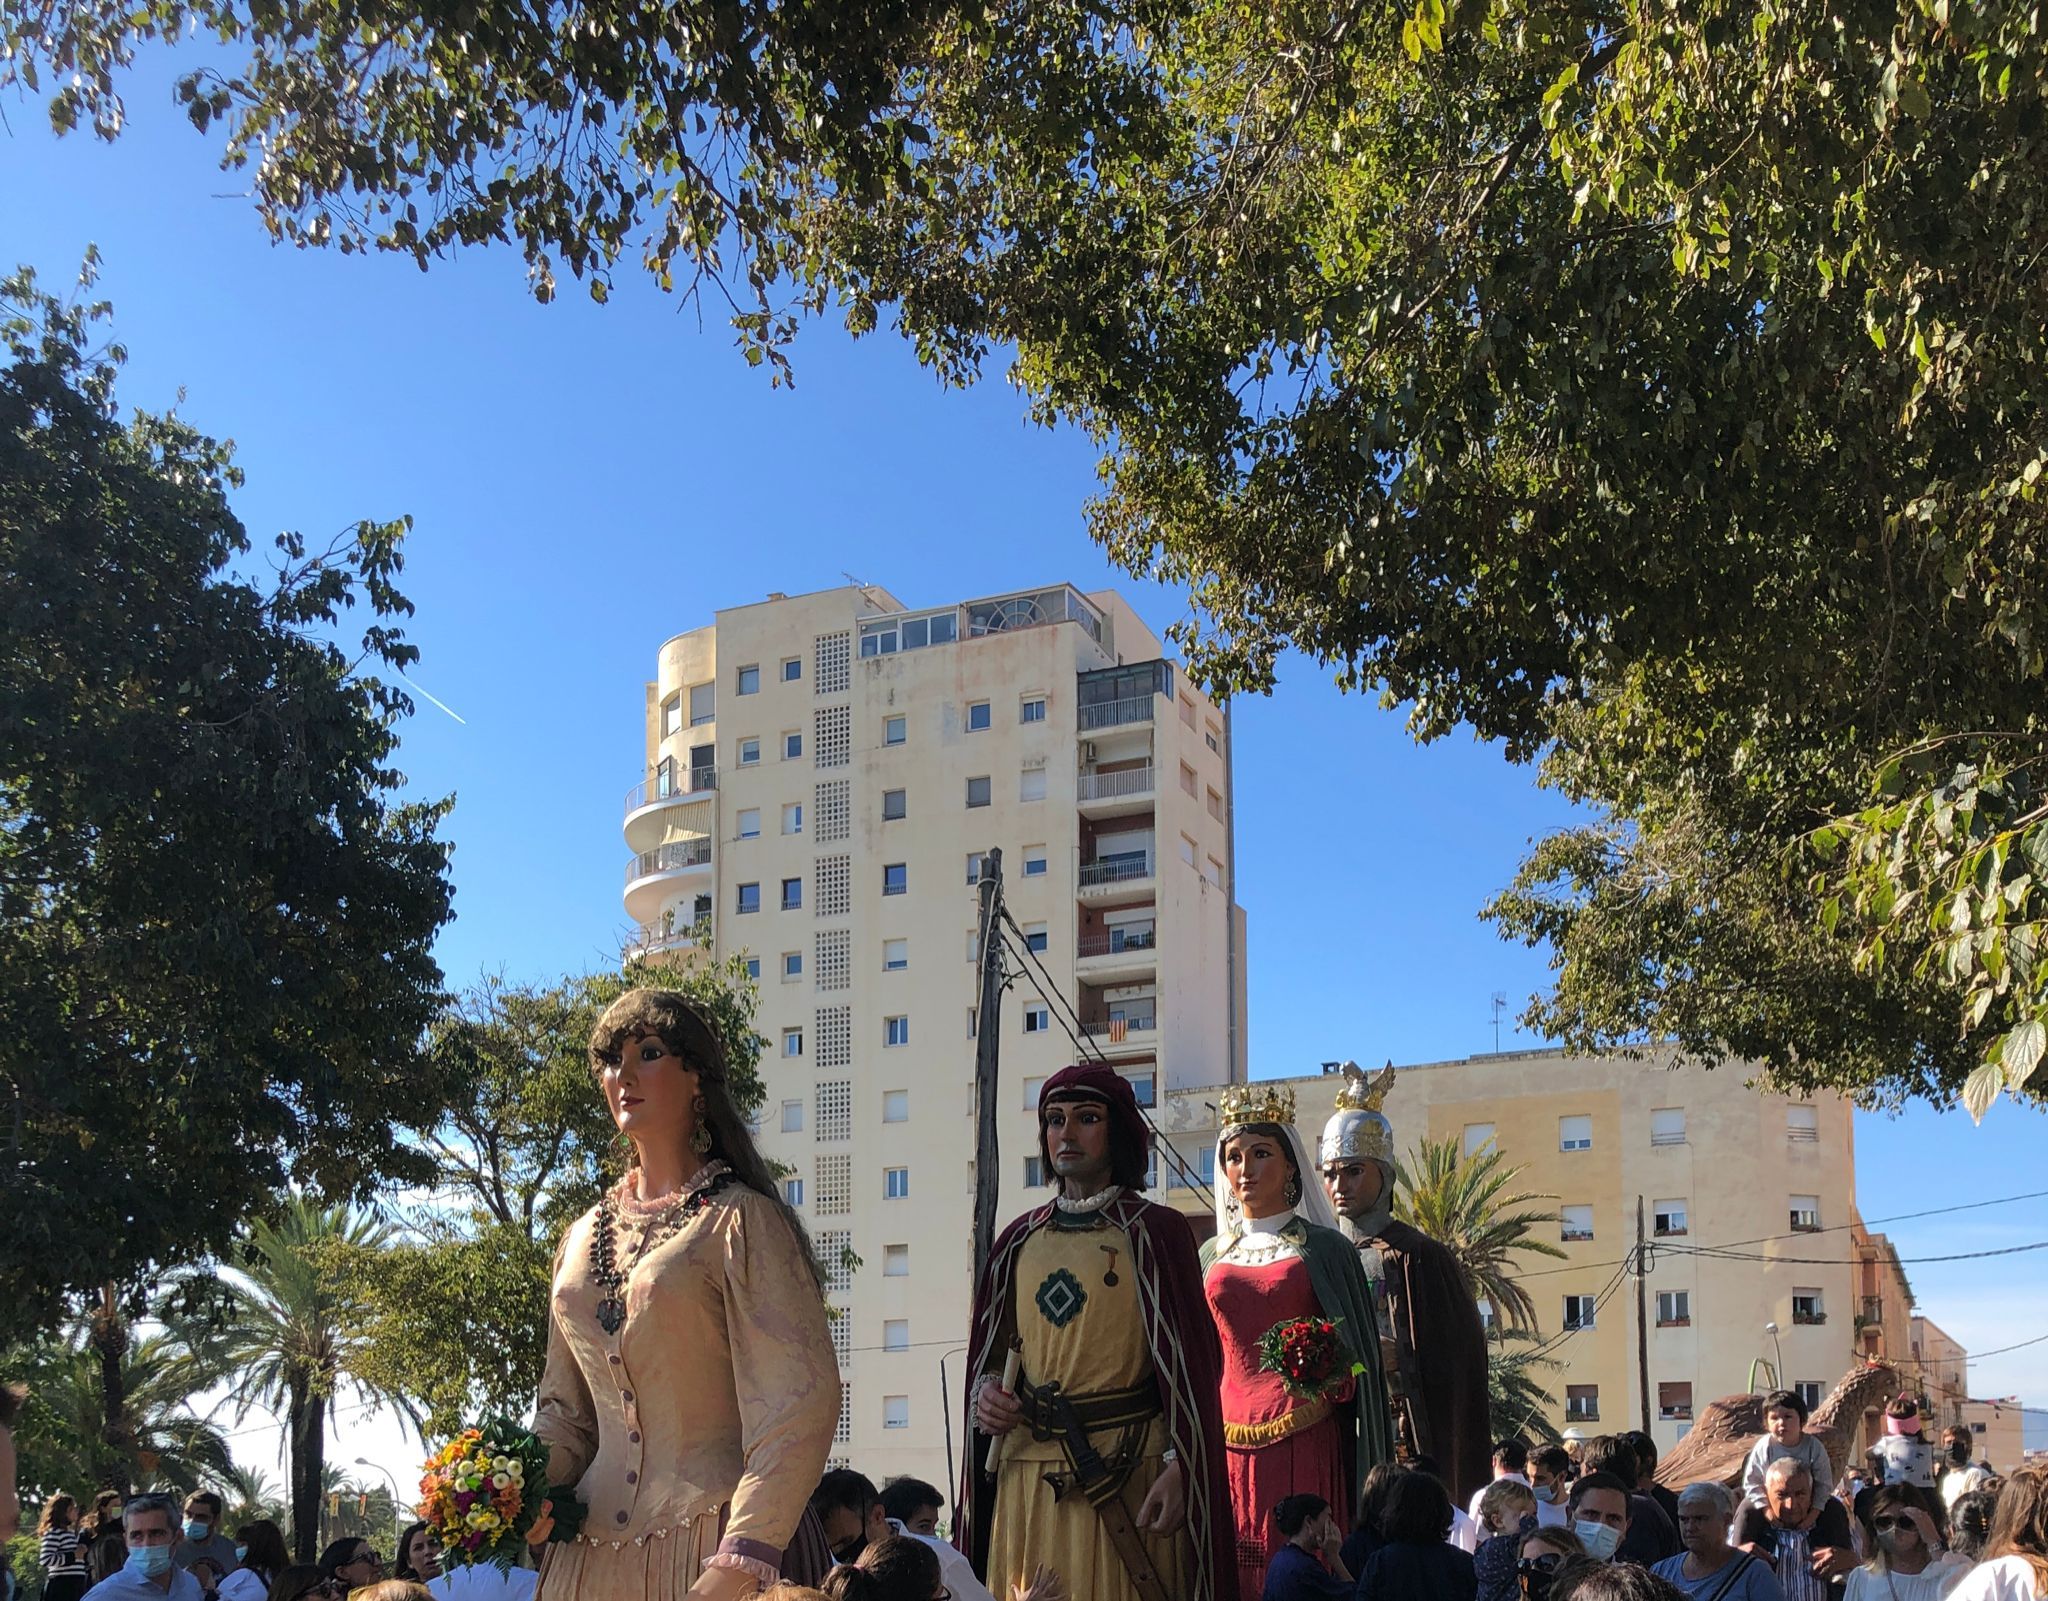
[1652,1482,1783,1600]
[317,1542,383,1594]
[262,1568,340,1601]
[1517,1527,1588,1601]
[1844,1488,1969,1601]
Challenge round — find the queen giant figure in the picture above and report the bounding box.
[1200,1082,1393,1601]
[532,988,840,1600]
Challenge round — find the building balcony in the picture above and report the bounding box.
[1078,1015,1158,1057]
[1076,925,1158,984]
[1077,764,1155,819]
[623,761,716,851]
[1792,1310,1828,1326]
[625,922,703,962]
[623,838,713,923]
[1078,851,1155,899]
[1078,696,1156,733]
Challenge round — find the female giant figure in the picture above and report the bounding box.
[533,988,839,1600]
[1201,1083,1394,1601]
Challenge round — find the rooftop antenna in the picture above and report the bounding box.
[1489,992,1508,1052]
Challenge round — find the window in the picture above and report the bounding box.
[1657,1290,1692,1326]
[783,1028,804,1057]
[967,1008,977,1038]
[883,1089,909,1123]
[1560,1205,1595,1242]
[782,657,802,682]
[1024,1004,1051,1034]
[738,807,762,839]
[966,775,992,808]
[1020,766,1047,803]
[1205,723,1221,754]
[781,877,803,911]
[1024,846,1048,877]
[782,1179,804,1207]
[1792,1289,1826,1325]
[1205,854,1224,886]
[1462,1122,1496,1157]
[739,736,761,767]
[1021,696,1046,723]
[882,788,907,820]
[782,802,803,835]
[783,731,803,760]
[884,1244,909,1277]
[1563,1295,1598,1331]
[737,665,760,695]
[1024,922,1049,953]
[1650,1107,1687,1146]
[1566,1384,1600,1422]
[1207,786,1224,822]
[1126,1072,1156,1108]
[781,951,802,981]
[884,1166,910,1199]
[1178,834,1196,865]
[661,693,683,737]
[781,1100,804,1134]
[884,714,907,746]
[1654,1200,1689,1237]
[1794,1381,1823,1412]
[1199,1147,1216,1185]
[1559,1114,1594,1151]
[1659,1382,1694,1421]
[1023,1156,1046,1188]
[883,863,907,896]
[1787,1104,1819,1142]
[737,882,761,914]
[884,1016,910,1047]
[967,851,992,885]
[967,701,991,731]
[883,938,908,971]
[744,956,761,981]
[1022,1077,1047,1109]
[1179,761,1198,796]
[1790,1195,1822,1232]
[689,683,716,725]
[884,1320,909,1352]
[1179,695,1196,728]
[883,1395,909,1430]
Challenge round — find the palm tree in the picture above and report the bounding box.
[174,1197,415,1561]
[1488,1330,1565,1444]
[1393,1135,1567,1330]
[218,1463,289,1527]
[18,1324,235,1495]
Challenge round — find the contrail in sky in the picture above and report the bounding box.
[395,668,468,725]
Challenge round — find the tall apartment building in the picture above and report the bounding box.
[620,582,1247,1489]
[1157,1048,1884,1453]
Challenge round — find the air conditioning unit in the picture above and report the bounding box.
[1082,742,1097,762]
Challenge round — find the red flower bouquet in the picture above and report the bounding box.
[1257,1316,1362,1400]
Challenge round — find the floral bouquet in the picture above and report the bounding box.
[1257,1316,1363,1400]
[419,1419,584,1569]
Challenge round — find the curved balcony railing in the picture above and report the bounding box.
[1077,765,1154,802]
[627,923,702,959]
[623,765,716,817]
[624,839,713,886]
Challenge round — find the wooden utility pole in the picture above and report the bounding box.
[1636,1195,1654,1436]
[970,849,1006,1279]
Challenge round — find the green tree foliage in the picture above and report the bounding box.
[169,1198,411,1561]
[218,1463,289,1528]
[1394,1136,1564,1332]
[0,261,455,1340]
[341,958,766,1439]
[1486,1330,1562,1446]
[10,3,2047,1105]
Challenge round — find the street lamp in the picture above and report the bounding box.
[1765,1322,1784,1388]
[353,1458,405,1565]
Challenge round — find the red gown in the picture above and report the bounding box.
[1205,1252,1350,1601]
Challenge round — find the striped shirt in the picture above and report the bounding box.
[41,1527,91,1578]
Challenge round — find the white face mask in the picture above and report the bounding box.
[1574,1520,1623,1562]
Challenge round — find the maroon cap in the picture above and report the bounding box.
[1038,1061,1152,1182]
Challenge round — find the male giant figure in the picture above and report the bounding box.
[1319,1062,1492,1504]
[959,1062,1233,1601]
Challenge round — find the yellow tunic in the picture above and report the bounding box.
[532,1183,839,1599]
[985,1215,1190,1601]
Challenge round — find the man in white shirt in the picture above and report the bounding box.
[879,1475,994,1601]
[1528,1445,1572,1529]
[1468,1439,1532,1526]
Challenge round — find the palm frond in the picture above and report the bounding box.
[1394,1136,1566,1330]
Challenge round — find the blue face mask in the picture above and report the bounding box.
[234,1546,248,1563]
[127,1546,174,1579]
[184,1520,211,1540]
[1574,1520,1623,1562]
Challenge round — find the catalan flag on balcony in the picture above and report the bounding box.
[1109,1018,1128,1043]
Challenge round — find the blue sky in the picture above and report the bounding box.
[6,60,2045,1468]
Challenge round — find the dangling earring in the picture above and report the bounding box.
[690,1095,713,1155]
[1286,1174,1302,1205]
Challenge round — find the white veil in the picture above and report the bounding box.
[1212,1117,1343,1243]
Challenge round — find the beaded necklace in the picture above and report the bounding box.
[590,1162,737,1334]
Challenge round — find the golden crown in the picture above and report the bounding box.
[1217,1080,1298,1131]
[1331,1061,1397,1114]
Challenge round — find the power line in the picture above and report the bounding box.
[1669,1239,2048,1268]
[1964,1330,2048,1363]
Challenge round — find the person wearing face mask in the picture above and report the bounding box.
[1531,1448,1576,1529]
[1567,1473,1636,1567]
[1732,1459,1858,1601]
[1942,1431,1995,1515]
[82,1494,204,1600]
[172,1495,238,1578]
[1844,1487,1970,1601]
[214,1521,287,1601]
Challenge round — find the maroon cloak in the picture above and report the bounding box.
[1367,1218,1493,1504]
[956,1191,1234,1601]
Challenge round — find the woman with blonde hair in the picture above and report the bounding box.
[531,987,839,1600]
[1950,1461,2048,1598]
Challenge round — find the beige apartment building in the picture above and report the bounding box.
[620,581,1247,1489]
[1157,1048,1878,1453]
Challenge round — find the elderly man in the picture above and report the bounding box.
[1732,1458,1856,1601]
[83,1495,204,1600]
[1654,1482,1784,1600]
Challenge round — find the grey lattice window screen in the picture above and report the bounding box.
[835,1385,853,1443]
[815,632,851,695]
[820,1229,854,1295]
[816,1153,852,1215]
[816,927,851,990]
[816,1079,852,1142]
[814,704,851,769]
[817,855,851,917]
[815,778,851,842]
[817,1004,852,1070]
